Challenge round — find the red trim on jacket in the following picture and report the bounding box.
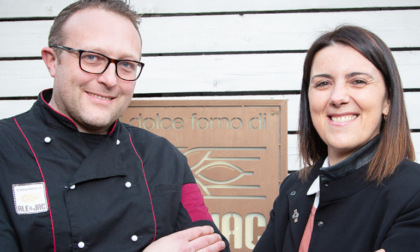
[128,132,157,241]
[40,90,78,130]
[14,118,57,252]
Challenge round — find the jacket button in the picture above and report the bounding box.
[318,221,324,227]
[116,139,121,145]
[324,183,329,188]
[131,235,138,242]
[69,185,76,190]
[44,137,52,143]
[77,241,85,248]
[125,182,132,188]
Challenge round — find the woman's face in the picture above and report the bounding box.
[308,43,390,165]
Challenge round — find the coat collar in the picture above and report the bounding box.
[319,134,381,184]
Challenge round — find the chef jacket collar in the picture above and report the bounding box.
[37,89,120,136]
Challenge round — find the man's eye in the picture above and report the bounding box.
[120,61,136,71]
[85,54,99,61]
[86,55,97,60]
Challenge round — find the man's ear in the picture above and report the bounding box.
[41,47,58,77]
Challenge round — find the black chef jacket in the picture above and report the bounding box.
[0,89,229,252]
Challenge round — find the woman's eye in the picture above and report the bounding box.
[314,81,330,88]
[351,79,367,85]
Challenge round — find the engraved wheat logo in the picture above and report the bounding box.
[181,147,266,199]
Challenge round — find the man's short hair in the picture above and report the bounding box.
[48,0,141,48]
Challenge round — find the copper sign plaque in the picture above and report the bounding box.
[121,100,287,251]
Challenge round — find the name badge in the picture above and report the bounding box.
[13,182,49,215]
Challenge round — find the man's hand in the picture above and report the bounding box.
[143,226,226,252]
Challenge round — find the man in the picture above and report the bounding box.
[0,0,228,251]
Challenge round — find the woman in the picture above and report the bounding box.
[254,25,420,252]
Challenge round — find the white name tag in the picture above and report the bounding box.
[13,182,49,215]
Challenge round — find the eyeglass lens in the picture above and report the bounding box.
[80,51,141,81]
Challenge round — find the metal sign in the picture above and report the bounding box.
[121,100,287,251]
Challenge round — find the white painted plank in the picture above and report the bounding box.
[1,10,420,57]
[1,50,419,98]
[1,0,419,18]
[138,51,420,92]
[394,51,420,90]
[0,0,74,18]
[0,100,35,119]
[287,134,300,171]
[0,20,49,57]
[138,54,305,93]
[140,10,420,54]
[0,60,53,96]
[412,132,420,163]
[406,93,420,130]
[133,0,420,14]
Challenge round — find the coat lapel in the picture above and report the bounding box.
[286,162,322,251]
[286,180,314,251]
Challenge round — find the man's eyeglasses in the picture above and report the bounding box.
[50,45,145,81]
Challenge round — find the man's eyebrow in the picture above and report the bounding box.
[86,47,140,61]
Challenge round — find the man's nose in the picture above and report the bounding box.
[97,62,118,87]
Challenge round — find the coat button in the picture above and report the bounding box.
[125,182,132,188]
[131,235,138,242]
[324,183,329,188]
[44,137,52,143]
[318,221,324,227]
[290,191,296,196]
[69,185,76,190]
[78,241,85,248]
[116,139,121,145]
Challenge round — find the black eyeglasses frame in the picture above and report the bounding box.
[49,44,145,81]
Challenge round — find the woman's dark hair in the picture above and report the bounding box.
[298,25,415,182]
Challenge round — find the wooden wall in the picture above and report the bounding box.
[1,0,419,172]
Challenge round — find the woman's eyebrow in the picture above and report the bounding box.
[310,73,332,82]
[345,72,374,79]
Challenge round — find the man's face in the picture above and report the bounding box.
[47,8,142,134]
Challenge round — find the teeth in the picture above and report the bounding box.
[89,93,111,100]
[331,115,357,122]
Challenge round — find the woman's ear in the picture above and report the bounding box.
[382,98,390,120]
[41,47,58,77]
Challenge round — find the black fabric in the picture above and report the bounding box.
[254,135,420,252]
[319,134,380,183]
[0,89,230,252]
